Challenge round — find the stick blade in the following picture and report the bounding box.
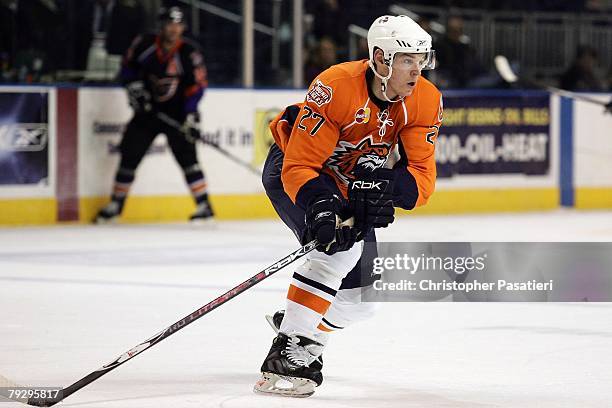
[494,55,519,83]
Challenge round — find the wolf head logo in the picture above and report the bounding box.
[327,136,391,184]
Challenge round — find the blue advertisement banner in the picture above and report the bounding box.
[437,92,550,177]
[0,92,49,185]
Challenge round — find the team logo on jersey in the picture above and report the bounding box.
[306,80,333,107]
[355,107,371,124]
[149,75,179,102]
[326,136,391,185]
[166,58,178,75]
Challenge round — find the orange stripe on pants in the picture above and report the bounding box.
[287,284,331,315]
[317,322,333,332]
[190,181,207,192]
[113,185,130,194]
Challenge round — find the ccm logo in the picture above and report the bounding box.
[353,181,383,190]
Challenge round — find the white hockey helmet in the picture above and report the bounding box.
[367,15,436,102]
[367,15,435,69]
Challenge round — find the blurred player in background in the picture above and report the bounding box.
[95,6,213,223]
[254,15,443,397]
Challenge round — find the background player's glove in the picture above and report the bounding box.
[349,168,395,234]
[126,81,151,113]
[305,194,357,255]
[182,112,201,143]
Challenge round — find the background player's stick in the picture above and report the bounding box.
[0,238,323,406]
[156,112,263,176]
[494,55,612,112]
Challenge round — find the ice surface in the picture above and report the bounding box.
[1,210,611,407]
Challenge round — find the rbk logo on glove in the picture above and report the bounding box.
[351,180,385,190]
[349,168,396,233]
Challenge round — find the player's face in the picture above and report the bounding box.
[161,22,185,43]
[388,52,427,97]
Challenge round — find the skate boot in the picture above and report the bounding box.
[265,310,324,371]
[94,201,122,224]
[254,332,323,397]
[189,199,214,223]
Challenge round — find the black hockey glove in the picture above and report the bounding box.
[305,194,358,256]
[126,81,152,113]
[349,168,395,234]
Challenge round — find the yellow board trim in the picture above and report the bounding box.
[405,188,559,215]
[80,188,559,223]
[0,198,56,225]
[5,187,609,225]
[575,188,612,209]
[79,194,277,223]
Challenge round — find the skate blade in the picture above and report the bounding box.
[253,372,315,398]
[93,216,119,225]
[189,217,216,227]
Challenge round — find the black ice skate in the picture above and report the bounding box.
[94,201,122,224]
[189,200,214,223]
[254,332,323,397]
[265,310,324,370]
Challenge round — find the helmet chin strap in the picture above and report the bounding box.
[367,60,404,103]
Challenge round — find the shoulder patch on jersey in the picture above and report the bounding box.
[189,50,204,66]
[306,80,333,107]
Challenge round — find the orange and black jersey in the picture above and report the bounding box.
[120,33,208,121]
[269,60,443,210]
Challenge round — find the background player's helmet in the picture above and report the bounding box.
[367,15,436,102]
[158,7,185,25]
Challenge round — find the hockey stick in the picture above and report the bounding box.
[156,112,263,176]
[494,55,612,112]
[0,239,322,406]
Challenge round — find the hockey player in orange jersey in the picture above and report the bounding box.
[254,15,443,397]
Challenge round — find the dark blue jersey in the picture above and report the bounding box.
[120,33,207,121]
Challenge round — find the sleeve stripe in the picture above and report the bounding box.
[184,84,203,97]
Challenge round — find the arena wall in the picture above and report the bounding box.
[0,86,610,225]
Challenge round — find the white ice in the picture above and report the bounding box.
[1,210,612,407]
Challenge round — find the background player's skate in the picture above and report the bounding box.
[94,200,123,224]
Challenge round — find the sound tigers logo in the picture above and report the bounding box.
[326,136,391,184]
[148,74,179,102]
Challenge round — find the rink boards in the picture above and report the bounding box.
[0,85,610,225]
